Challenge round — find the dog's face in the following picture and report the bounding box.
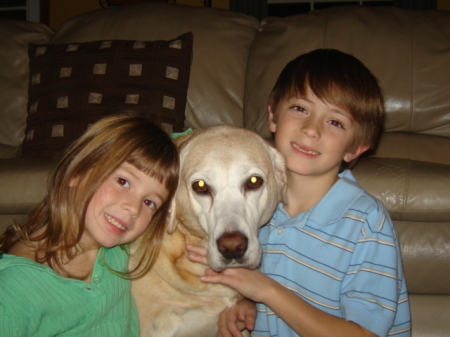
[168,125,286,271]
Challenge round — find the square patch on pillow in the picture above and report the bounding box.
[22,32,193,158]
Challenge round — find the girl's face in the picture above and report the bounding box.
[82,162,169,249]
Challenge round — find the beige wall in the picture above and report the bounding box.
[48,0,448,30]
[48,0,229,29]
[437,0,450,10]
[49,0,101,29]
[177,0,228,9]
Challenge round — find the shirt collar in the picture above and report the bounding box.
[272,170,364,227]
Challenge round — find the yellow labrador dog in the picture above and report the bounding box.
[131,125,286,337]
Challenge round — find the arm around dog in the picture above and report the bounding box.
[200,266,377,337]
[186,244,257,337]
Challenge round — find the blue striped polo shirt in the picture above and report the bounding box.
[253,170,411,337]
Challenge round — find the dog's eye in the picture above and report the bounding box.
[245,176,263,190]
[192,180,210,195]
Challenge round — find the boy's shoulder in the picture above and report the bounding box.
[324,170,392,232]
[337,170,394,235]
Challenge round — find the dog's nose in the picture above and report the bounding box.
[216,231,248,260]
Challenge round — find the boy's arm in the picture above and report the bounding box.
[186,245,256,336]
[256,272,377,337]
[202,267,377,337]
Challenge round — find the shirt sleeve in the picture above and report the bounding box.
[340,198,405,337]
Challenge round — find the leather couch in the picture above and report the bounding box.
[0,3,449,336]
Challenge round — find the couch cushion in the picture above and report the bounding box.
[0,158,54,215]
[395,221,450,295]
[0,21,52,152]
[409,295,450,337]
[353,156,450,223]
[22,33,192,158]
[245,6,450,140]
[49,2,260,130]
[353,149,450,295]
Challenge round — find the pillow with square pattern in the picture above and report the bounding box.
[22,32,193,158]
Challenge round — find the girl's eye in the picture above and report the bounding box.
[144,200,157,210]
[116,177,130,188]
[329,120,344,129]
[292,105,306,113]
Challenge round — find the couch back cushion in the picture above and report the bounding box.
[49,2,260,130]
[0,21,52,153]
[245,6,450,140]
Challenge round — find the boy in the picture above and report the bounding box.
[188,49,411,337]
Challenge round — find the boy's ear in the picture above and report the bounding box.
[268,105,277,133]
[343,145,370,163]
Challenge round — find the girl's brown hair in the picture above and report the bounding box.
[268,49,385,154]
[0,112,179,278]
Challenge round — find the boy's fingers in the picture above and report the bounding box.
[186,244,209,265]
[244,313,256,331]
[204,268,221,276]
[218,306,245,337]
[187,252,208,265]
[185,244,207,255]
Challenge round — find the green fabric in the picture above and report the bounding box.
[170,127,193,139]
[0,246,139,336]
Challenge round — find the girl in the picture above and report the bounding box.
[0,113,179,336]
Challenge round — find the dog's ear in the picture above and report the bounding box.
[268,144,288,205]
[166,197,178,233]
[166,130,198,234]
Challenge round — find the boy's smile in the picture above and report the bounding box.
[269,87,367,181]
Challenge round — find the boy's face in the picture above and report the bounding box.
[268,87,368,179]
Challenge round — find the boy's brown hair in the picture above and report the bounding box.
[268,49,384,154]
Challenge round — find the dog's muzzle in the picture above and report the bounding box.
[216,231,248,261]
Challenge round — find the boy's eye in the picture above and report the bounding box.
[329,120,344,129]
[144,200,157,210]
[116,177,130,188]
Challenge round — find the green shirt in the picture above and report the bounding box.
[0,246,139,336]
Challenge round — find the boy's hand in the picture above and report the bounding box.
[201,267,274,304]
[218,299,257,337]
[186,244,209,265]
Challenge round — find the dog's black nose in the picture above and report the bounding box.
[216,231,248,260]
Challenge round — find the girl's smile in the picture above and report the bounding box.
[82,162,169,249]
[104,213,128,232]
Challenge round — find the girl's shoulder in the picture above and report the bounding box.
[6,240,37,261]
[0,251,52,275]
[0,252,58,300]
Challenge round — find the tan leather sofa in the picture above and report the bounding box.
[1,3,449,336]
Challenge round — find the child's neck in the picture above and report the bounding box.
[284,170,339,217]
[9,236,99,282]
[60,246,99,282]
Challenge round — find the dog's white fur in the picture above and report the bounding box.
[131,125,286,337]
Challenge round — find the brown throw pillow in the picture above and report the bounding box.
[22,32,193,158]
